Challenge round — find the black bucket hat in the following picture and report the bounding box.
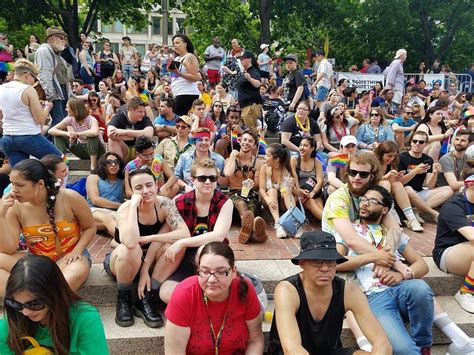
[291,231,348,265]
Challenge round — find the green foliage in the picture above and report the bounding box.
[0,19,49,51]
[180,0,260,57]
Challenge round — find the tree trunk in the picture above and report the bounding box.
[259,0,273,45]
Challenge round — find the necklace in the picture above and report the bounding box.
[295,114,311,134]
[332,124,347,142]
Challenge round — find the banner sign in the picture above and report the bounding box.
[422,74,445,90]
[337,73,385,92]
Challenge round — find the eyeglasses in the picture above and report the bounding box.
[348,169,372,179]
[138,152,155,159]
[412,139,426,145]
[359,196,384,206]
[176,124,190,130]
[370,113,380,117]
[195,175,218,183]
[198,269,230,278]
[5,298,46,312]
[307,260,337,268]
[404,111,413,115]
[297,107,309,112]
[106,159,119,166]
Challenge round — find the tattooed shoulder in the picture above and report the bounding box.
[161,197,184,230]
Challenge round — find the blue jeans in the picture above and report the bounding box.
[50,98,67,128]
[1,134,63,167]
[122,64,133,82]
[367,279,433,354]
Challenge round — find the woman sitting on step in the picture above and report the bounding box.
[165,241,264,354]
[0,159,95,297]
[0,254,108,354]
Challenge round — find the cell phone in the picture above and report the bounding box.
[168,60,181,71]
[423,160,432,166]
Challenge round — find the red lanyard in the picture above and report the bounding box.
[203,291,231,355]
[332,125,347,142]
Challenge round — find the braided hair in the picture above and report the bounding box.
[12,159,61,252]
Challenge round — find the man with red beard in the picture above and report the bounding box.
[322,152,398,272]
[223,130,267,243]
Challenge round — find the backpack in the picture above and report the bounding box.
[265,104,286,133]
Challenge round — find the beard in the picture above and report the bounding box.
[52,43,66,52]
[359,209,384,224]
[348,180,371,197]
[455,144,467,152]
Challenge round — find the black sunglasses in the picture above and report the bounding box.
[106,159,119,166]
[195,175,218,183]
[370,113,380,117]
[412,139,426,145]
[404,111,413,115]
[348,169,372,179]
[5,298,46,312]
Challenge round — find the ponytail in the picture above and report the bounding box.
[237,272,249,303]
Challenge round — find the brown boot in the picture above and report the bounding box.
[238,211,254,244]
[252,216,268,243]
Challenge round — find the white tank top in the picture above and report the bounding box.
[171,54,199,96]
[0,82,41,135]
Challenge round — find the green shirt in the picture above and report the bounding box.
[0,302,109,355]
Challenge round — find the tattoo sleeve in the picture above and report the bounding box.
[161,197,184,231]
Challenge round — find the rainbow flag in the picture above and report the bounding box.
[258,136,267,155]
[329,153,349,168]
[231,129,239,144]
[0,62,14,72]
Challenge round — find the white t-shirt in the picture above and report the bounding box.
[317,58,333,89]
[120,46,137,65]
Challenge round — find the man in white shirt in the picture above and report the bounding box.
[311,49,333,108]
[386,49,407,106]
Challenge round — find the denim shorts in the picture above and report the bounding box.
[315,86,329,101]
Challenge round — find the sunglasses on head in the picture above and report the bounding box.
[106,159,119,166]
[194,175,218,183]
[228,106,241,112]
[348,169,372,179]
[5,298,46,312]
[412,139,426,145]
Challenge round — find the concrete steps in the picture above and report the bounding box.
[80,258,472,353]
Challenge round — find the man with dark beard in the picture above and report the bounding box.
[336,185,434,354]
[223,130,267,244]
[322,152,398,271]
[439,130,472,191]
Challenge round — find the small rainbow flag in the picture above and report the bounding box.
[329,153,349,168]
[231,129,239,144]
[258,136,267,155]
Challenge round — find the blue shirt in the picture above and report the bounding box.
[392,116,417,137]
[154,114,179,126]
[174,150,225,186]
[356,123,394,146]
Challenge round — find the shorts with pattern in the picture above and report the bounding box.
[227,189,259,215]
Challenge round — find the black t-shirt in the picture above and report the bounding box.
[108,110,153,147]
[281,113,321,147]
[433,193,473,267]
[286,70,306,103]
[237,66,262,108]
[398,152,433,191]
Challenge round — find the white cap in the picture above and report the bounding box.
[260,44,269,50]
[466,145,474,162]
[340,135,358,147]
[394,49,407,59]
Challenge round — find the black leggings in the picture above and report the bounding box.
[174,94,199,116]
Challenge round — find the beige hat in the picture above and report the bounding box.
[176,115,193,127]
[46,26,67,39]
[394,49,407,59]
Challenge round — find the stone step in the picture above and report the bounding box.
[67,156,91,171]
[99,295,472,354]
[81,257,463,306]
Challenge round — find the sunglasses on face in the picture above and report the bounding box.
[214,105,223,108]
[404,111,413,115]
[106,159,119,166]
[412,139,426,145]
[176,124,190,130]
[370,113,380,117]
[5,298,46,312]
[348,169,372,179]
[194,175,218,183]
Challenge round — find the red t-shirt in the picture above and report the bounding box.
[199,117,216,132]
[165,275,261,355]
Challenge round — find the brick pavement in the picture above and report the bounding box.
[89,219,436,264]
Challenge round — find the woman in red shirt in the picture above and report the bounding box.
[164,241,264,354]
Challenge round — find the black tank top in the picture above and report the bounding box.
[268,274,346,354]
[114,203,163,253]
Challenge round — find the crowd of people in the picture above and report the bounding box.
[0,25,473,354]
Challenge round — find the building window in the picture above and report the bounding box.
[135,44,146,56]
[152,17,161,35]
[102,23,113,33]
[113,21,123,33]
[128,25,147,35]
[176,18,186,33]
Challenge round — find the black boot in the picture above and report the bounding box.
[134,290,163,328]
[115,289,134,327]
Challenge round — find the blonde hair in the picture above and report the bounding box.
[191,157,219,177]
[14,59,39,77]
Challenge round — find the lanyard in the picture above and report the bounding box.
[463,191,474,227]
[366,225,386,250]
[332,124,347,142]
[203,291,231,355]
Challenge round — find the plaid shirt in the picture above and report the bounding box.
[175,190,229,235]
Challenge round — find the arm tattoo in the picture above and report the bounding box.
[161,198,184,231]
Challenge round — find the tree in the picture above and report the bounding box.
[0,0,155,49]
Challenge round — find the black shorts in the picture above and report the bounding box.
[174,94,199,116]
[260,70,270,79]
[167,248,198,282]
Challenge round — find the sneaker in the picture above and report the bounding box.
[252,217,268,243]
[275,223,287,238]
[406,218,424,232]
[414,210,425,224]
[294,226,305,239]
[455,290,474,313]
[448,339,474,355]
[238,211,254,244]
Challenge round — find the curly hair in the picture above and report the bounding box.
[96,152,125,180]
